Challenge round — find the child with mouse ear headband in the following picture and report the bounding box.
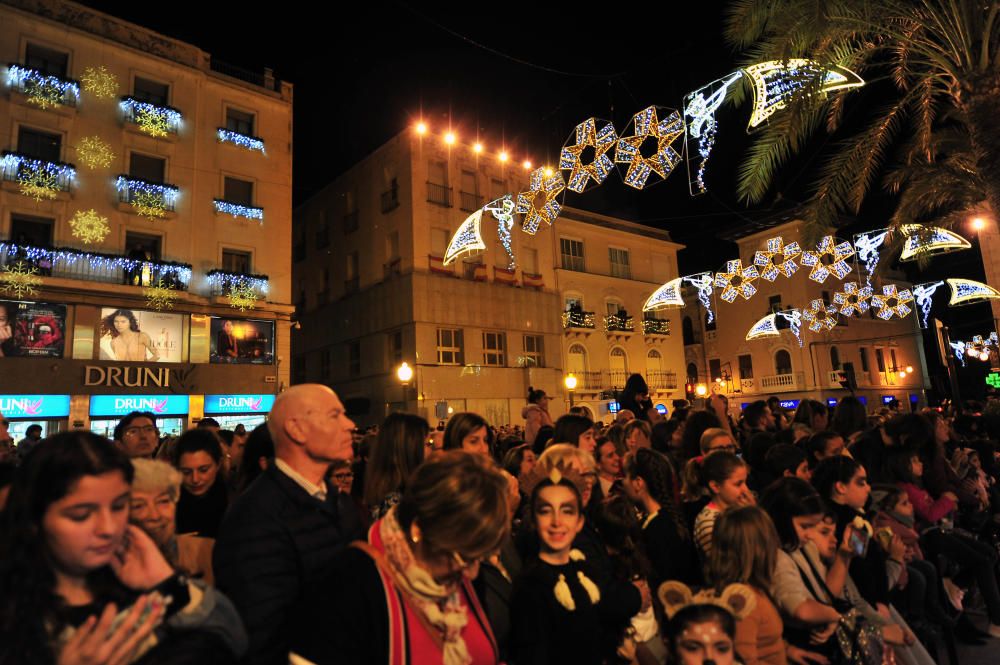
[659,581,753,665]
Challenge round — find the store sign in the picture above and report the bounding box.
[0,394,71,418]
[84,365,172,388]
[987,372,1000,388]
[204,394,276,414]
[827,398,839,408]
[608,401,620,414]
[779,399,800,410]
[655,403,668,415]
[89,394,189,417]
[882,395,895,405]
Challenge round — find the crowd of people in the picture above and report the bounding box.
[2,376,1000,665]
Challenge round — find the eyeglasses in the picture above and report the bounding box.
[124,425,158,436]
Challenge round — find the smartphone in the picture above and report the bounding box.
[848,525,870,557]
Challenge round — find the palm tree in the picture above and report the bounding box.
[724,0,1000,234]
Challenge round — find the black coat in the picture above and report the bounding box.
[213,465,362,665]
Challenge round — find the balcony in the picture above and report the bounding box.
[216,128,265,153]
[206,269,268,297]
[343,210,359,233]
[608,370,629,389]
[214,199,264,222]
[381,189,400,213]
[2,152,75,198]
[567,370,677,394]
[562,310,596,330]
[384,258,402,279]
[642,317,671,336]
[760,371,806,393]
[115,176,179,214]
[604,314,635,333]
[459,191,483,212]
[120,97,181,136]
[344,276,360,293]
[426,182,452,207]
[6,64,79,108]
[647,370,678,391]
[0,240,191,289]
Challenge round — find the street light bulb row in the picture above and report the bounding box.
[413,121,536,169]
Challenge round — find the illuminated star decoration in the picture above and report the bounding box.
[0,261,42,299]
[643,277,686,311]
[18,166,60,202]
[683,272,716,323]
[746,313,780,341]
[913,281,945,328]
[898,225,972,262]
[68,209,111,245]
[614,106,684,190]
[802,299,840,332]
[714,259,759,303]
[743,59,864,130]
[485,195,516,269]
[75,136,114,170]
[134,106,170,138]
[800,235,855,283]
[228,282,258,311]
[833,282,873,317]
[871,284,914,320]
[144,279,178,311]
[443,208,486,266]
[132,190,167,219]
[560,118,618,193]
[852,229,888,285]
[947,278,1000,306]
[516,167,565,235]
[683,71,743,195]
[754,236,801,281]
[777,309,804,346]
[80,66,119,99]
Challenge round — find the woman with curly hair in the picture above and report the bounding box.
[101,309,158,361]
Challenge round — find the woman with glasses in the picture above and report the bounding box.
[291,451,508,665]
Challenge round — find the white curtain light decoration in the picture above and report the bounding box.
[743,59,864,130]
[683,272,716,324]
[898,225,972,262]
[560,118,618,193]
[443,208,486,266]
[913,281,945,328]
[852,229,888,285]
[715,259,760,302]
[801,235,855,283]
[947,278,1000,306]
[683,71,743,195]
[754,236,801,281]
[802,299,840,332]
[833,282,872,318]
[871,284,914,320]
[486,195,517,269]
[615,106,684,190]
[950,340,969,367]
[643,277,686,311]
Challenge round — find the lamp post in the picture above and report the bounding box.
[564,373,578,409]
[396,362,414,407]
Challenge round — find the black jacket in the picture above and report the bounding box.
[213,465,362,665]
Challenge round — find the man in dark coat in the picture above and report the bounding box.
[214,384,363,665]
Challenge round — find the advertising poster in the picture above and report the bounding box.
[98,308,183,362]
[209,317,274,364]
[0,299,66,358]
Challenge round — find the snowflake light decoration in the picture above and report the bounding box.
[134,106,170,138]
[559,118,618,193]
[800,235,855,283]
[643,277,686,311]
[18,167,59,202]
[228,282,258,311]
[144,279,178,310]
[714,259,759,302]
[833,282,873,317]
[132,190,167,219]
[754,236,801,281]
[913,281,944,328]
[80,66,118,99]
[871,284,914,320]
[614,106,683,190]
[802,299,839,332]
[69,209,110,245]
[947,278,1000,306]
[443,209,486,266]
[0,262,41,299]
[24,78,65,109]
[516,167,565,235]
[75,136,114,169]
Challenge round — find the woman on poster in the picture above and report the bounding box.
[101,309,160,361]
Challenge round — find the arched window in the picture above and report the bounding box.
[568,343,588,374]
[775,349,792,375]
[682,316,695,345]
[610,347,628,388]
[704,311,717,332]
[687,362,699,382]
[830,346,841,370]
[646,349,662,378]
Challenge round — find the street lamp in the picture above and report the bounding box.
[695,383,708,397]
[972,216,988,232]
[396,361,414,384]
[564,373,578,408]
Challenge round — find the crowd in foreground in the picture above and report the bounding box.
[2,376,1000,665]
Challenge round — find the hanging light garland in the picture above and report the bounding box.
[801,235,855,283]
[214,200,264,222]
[802,299,840,332]
[715,259,760,302]
[0,241,192,284]
[516,167,565,235]
[1,153,75,201]
[120,97,181,137]
[871,284,914,320]
[217,128,265,153]
[743,59,864,130]
[754,236,801,281]
[614,106,684,190]
[833,281,873,317]
[6,65,79,109]
[560,118,617,193]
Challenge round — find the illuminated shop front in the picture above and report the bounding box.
[0,394,71,440]
[89,394,190,438]
[203,393,276,430]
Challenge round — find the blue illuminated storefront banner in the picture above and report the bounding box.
[827,398,839,408]
[882,395,896,405]
[204,394,276,414]
[89,395,190,417]
[0,394,71,419]
[779,399,800,410]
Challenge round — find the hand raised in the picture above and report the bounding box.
[110,525,174,591]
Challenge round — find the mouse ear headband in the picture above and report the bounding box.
[658,581,757,621]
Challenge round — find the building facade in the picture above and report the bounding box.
[292,129,686,426]
[0,0,293,439]
[682,219,929,414]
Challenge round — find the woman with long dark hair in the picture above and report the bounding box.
[100,309,158,361]
[364,412,429,520]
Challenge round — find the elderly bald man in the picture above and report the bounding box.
[214,384,363,665]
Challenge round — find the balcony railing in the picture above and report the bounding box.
[0,240,191,289]
[216,128,265,153]
[6,64,80,108]
[568,370,678,393]
[381,189,400,213]
[426,182,452,207]
[1,152,76,194]
[604,314,635,333]
[214,199,264,221]
[120,97,182,136]
[647,370,678,390]
[562,310,596,329]
[608,370,629,389]
[642,317,671,336]
[206,269,269,297]
[459,191,483,212]
[115,176,179,213]
[760,372,805,392]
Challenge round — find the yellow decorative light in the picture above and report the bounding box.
[0,261,41,299]
[714,259,759,302]
[833,281,873,317]
[801,235,855,283]
[643,277,685,311]
[802,299,839,332]
[144,279,178,310]
[132,190,167,219]
[18,168,59,202]
[946,278,1000,306]
[746,313,780,341]
[135,106,170,138]
[898,224,972,261]
[614,106,684,190]
[743,59,864,129]
[871,284,914,320]
[75,136,114,169]
[516,167,565,234]
[442,208,486,265]
[228,282,258,311]
[753,236,801,281]
[80,66,118,99]
[68,209,111,245]
[559,117,618,193]
[25,81,64,109]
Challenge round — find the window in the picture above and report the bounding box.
[321,349,331,379]
[875,348,886,372]
[387,331,403,366]
[25,43,68,77]
[609,248,631,279]
[346,252,359,292]
[427,161,450,206]
[460,169,479,211]
[223,177,254,206]
[344,191,359,232]
[386,231,400,261]
[606,300,624,316]
[775,350,792,375]
[687,362,699,382]
[431,228,450,257]
[124,232,161,261]
[437,328,464,365]
[682,316,695,345]
[738,354,753,380]
[222,249,251,274]
[129,153,166,183]
[522,335,544,367]
[521,248,539,275]
[17,127,61,162]
[565,296,584,311]
[709,358,722,382]
[768,294,783,314]
[568,343,588,373]
[348,341,361,377]
[318,268,329,304]
[10,214,54,247]
[316,210,330,248]
[890,349,899,372]
[646,349,662,376]
[860,347,870,372]
[225,108,254,136]
[483,332,506,366]
[830,346,841,370]
[610,347,628,372]
[560,238,585,272]
[133,77,169,106]
[490,177,506,201]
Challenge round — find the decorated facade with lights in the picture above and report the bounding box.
[0,0,292,429]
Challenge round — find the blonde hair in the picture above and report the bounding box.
[538,443,596,473]
[707,506,779,594]
[131,458,182,502]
